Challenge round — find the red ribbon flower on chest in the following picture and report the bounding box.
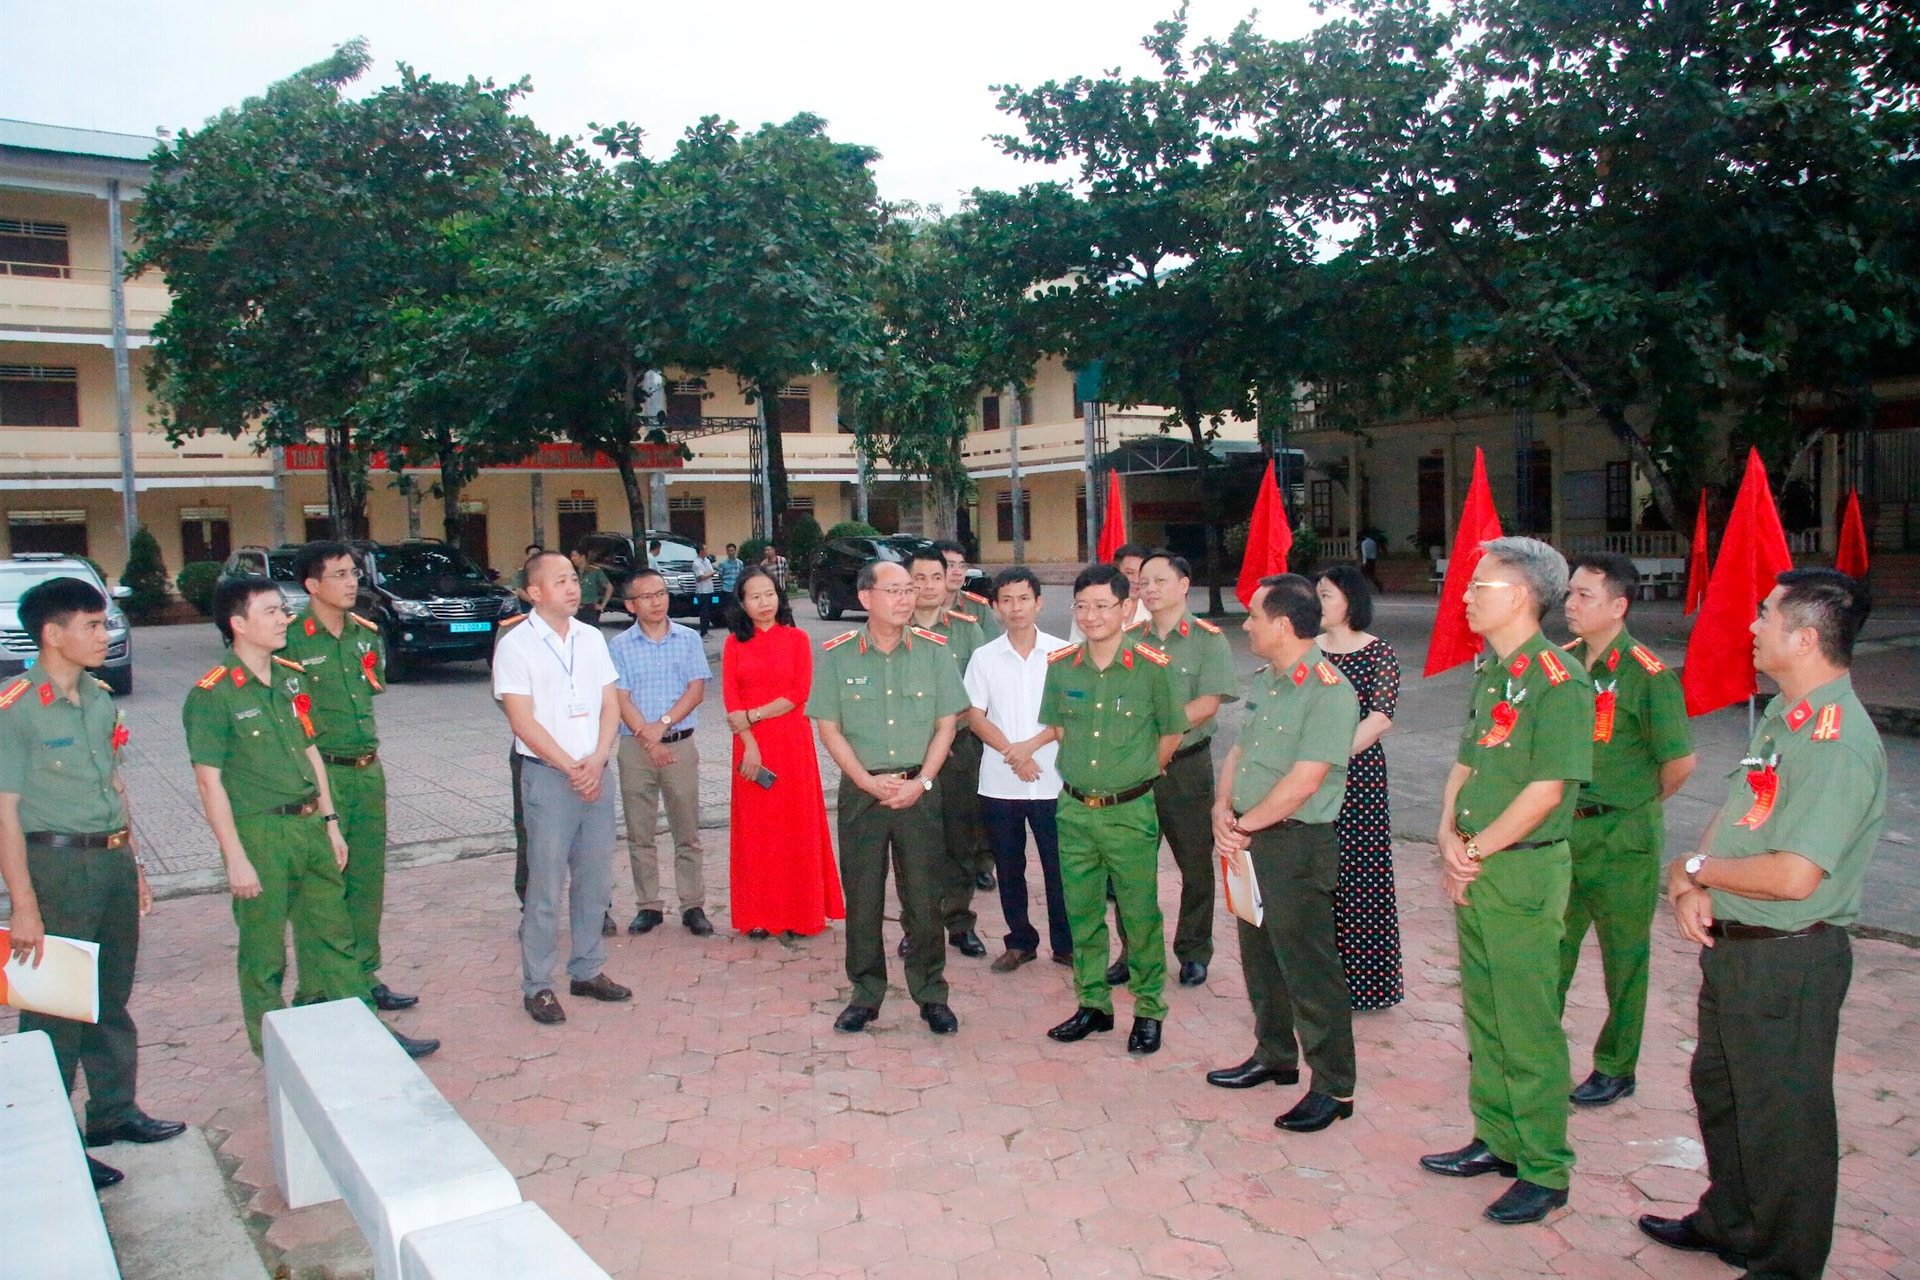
[1476,678,1527,747]
[111,710,129,753]
[1593,681,1618,744]
[1734,754,1779,829]
[292,692,316,739]
[361,649,383,692]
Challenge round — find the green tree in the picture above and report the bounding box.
[119,526,170,619]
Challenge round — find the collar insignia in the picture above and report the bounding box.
[1291,663,1309,686]
[303,617,317,636]
[1606,647,1621,671]
[1538,650,1571,685]
[231,667,248,688]
[1509,652,1531,678]
[38,682,54,706]
[1785,699,1813,733]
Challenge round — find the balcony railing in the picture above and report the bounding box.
[0,266,170,335]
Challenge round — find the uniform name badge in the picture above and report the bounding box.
[567,700,591,719]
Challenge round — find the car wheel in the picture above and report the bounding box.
[815,587,842,621]
[102,666,132,697]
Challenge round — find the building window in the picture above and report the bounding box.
[981,396,1001,431]
[1310,479,1334,531]
[777,386,811,434]
[1416,454,1446,550]
[1518,445,1553,534]
[995,488,1031,542]
[666,379,705,428]
[0,219,70,278]
[557,498,598,551]
[302,504,331,542]
[669,495,706,544]
[0,366,80,427]
[7,510,88,557]
[180,507,232,564]
[1605,461,1633,532]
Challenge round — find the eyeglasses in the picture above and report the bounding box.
[1464,580,1518,595]
[1071,600,1125,615]
[626,590,669,603]
[870,586,916,598]
[321,568,362,582]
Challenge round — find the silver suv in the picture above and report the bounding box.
[221,545,311,615]
[0,555,135,694]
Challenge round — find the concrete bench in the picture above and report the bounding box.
[264,1000,521,1280]
[399,1202,611,1280]
[0,1030,120,1279]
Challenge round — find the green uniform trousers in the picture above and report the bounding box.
[16,841,140,1130]
[1691,927,1851,1280]
[1058,793,1167,1020]
[1456,841,1575,1189]
[1558,801,1661,1076]
[936,730,990,933]
[230,811,370,1055]
[838,783,949,1009]
[325,758,388,991]
[1116,744,1216,967]
[1236,822,1356,1096]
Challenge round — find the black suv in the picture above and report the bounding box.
[348,540,522,674]
[809,535,993,621]
[573,531,703,619]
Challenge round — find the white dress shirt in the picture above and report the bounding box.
[493,610,619,761]
[963,628,1067,801]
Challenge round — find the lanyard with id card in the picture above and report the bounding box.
[543,631,592,718]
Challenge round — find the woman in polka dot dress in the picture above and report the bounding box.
[1315,565,1405,1010]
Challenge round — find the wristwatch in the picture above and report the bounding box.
[920,777,934,792]
[1464,837,1483,862]
[658,714,673,727]
[1684,852,1708,884]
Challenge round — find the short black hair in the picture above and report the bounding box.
[1315,564,1373,631]
[725,543,737,551]
[726,566,796,641]
[213,574,283,644]
[622,567,665,597]
[1257,573,1321,638]
[1776,568,1870,666]
[932,539,967,561]
[1074,562,1129,599]
[523,543,543,555]
[19,576,107,648]
[906,546,949,575]
[1568,551,1640,605]
[294,540,354,586]
[1140,549,1191,580]
[991,566,1042,601]
[1111,543,1148,567]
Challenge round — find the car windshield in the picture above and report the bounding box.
[0,563,107,605]
[262,556,302,584]
[371,545,490,595]
[648,543,696,567]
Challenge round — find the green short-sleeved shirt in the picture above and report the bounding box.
[280,607,385,755]
[1709,674,1886,931]
[181,652,323,816]
[1454,631,1595,843]
[1040,638,1182,793]
[1568,628,1692,812]
[578,567,611,607]
[806,626,970,772]
[916,608,987,675]
[1138,612,1240,749]
[0,665,128,834]
[958,590,1003,642]
[1232,648,1361,823]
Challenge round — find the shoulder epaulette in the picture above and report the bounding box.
[1538,650,1571,685]
[946,608,978,624]
[272,656,305,672]
[497,614,526,631]
[1048,643,1082,664]
[1192,616,1223,634]
[1315,661,1341,685]
[92,677,114,693]
[0,677,30,709]
[962,590,991,607]
[350,612,379,631]
[196,665,228,690]
[1811,703,1844,741]
[1133,642,1171,667]
[1123,618,1150,633]
[911,626,948,645]
[1629,645,1667,675]
[1560,639,1579,651]
[821,630,859,651]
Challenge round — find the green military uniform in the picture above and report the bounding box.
[182,652,369,1054]
[1230,649,1361,1094]
[807,625,969,1010]
[0,667,141,1129]
[577,565,611,621]
[1452,633,1593,1191]
[1041,636,1182,1019]
[918,606,993,935]
[1687,674,1884,1278]
[1556,630,1691,1078]
[282,607,389,993]
[959,589,1002,642]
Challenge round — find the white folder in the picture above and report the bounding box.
[0,929,101,1024]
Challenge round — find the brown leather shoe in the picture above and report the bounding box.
[524,989,566,1024]
[991,949,1037,973]
[569,973,632,1002]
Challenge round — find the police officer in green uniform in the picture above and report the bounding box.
[939,539,1002,644]
[809,558,969,1036]
[1208,574,1361,1132]
[1558,552,1695,1106]
[1420,537,1591,1225]
[571,549,612,625]
[1642,569,1884,1280]
[1039,563,1183,1055]
[0,577,186,1190]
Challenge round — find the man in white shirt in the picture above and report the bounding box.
[963,567,1073,972]
[493,552,631,1025]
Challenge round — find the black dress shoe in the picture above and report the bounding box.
[628,909,664,935]
[1637,1215,1749,1268]
[371,983,419,1011]
[1484,1179,1568,1224]
[391,1027,441,1059]
[974,869,997,890]
[1206,1057,1300,1089]
[1177,960,1208,987]
[1276,1091,1353,1132]
[834,1004,880,1033]
[683,907,715,936]
[570,973,633,1001]
[1419,1138,1519,1178]
[1105,959,1130,986]
[86,1111,187,1147]
[920,1002,960,1035]
[950,930,987,958]
[897,935,911,957]
[1127,1017,1163,1055]
[1047,1007,1115,1042]
[747,928,771,939]
[1569,1069,1636,1106]
[524,989,566,1024]
[88,1155,124,1189]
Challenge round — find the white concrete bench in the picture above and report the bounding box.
[264,1000,521,1280]
[399,1202,610,1280]
[0,1030,120,1279]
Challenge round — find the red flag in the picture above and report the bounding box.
[1684,489,1710,615]
[1095,469,1128,564]
[1424,448,1505,677]
[1682,448,1794,716]
[1836,489,1870,579]
[1236,459,1294,608]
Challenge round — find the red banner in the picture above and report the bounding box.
[281,442,684,472]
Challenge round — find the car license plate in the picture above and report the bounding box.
[448,621,490,634]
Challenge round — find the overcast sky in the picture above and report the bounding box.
[5,1,1321,208]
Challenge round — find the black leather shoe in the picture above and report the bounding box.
[683,907,715,937]
[570,973,633,1001]
[1105,959,1130,986]
[1276,1091,1353,1133]
[391,1028,441,1059]
[974,869,997,890]
[1570,1070,1636,1106]
[747,928,771,939]
[921,1002,960,1035]
[1484,1179,1568,1224]
[86,1111,187,1147]
[1178,960,1208,986]
[524,989,566,1024]
[371,983,419,1011]
[1637,1215,1748,1268]
[1127,1017,1163,1055]
[950,930,987,958]
[834,1004,880,1033]
[88,1155,124,1189]
[1420,1139,1519,1179]
[1051,953,1073,966]
[1047,1007,1115,1042]
[628,909,663,935]
[1206,1057,1300,1089]
[897,935,911,957]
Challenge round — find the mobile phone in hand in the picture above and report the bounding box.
[754,766,777,790]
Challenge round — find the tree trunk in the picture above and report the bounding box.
[615,450,649,537]
[925,471,959,541]
[759,382,792,530]
[439,452,464,551]
[1176,381,1227,615]
[325,422,368,540]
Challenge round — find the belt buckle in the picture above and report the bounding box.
[106,829,128,850]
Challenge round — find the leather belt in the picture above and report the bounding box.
[1460,830,1558,851]
[24,828,130,850]
[1708,920,1834,941]
[1064,779,1155,809]
[659,729,692,745]
[1169,737,1213,765]
[1572,803,1614,820]
[264,799,321,817]
[1233,812,1303,831]
[321,750,379,768]
[869,766,923,779]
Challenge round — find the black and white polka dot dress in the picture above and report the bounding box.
[1325,638,1405,1011]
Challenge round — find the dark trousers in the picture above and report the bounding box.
[1117,743,1216,966]
[1235,822,1356,1097]
[838,784,948,1009]
[511,746,529,903]
[17,842,140,1130]
[1690,927,1851,1280]
[980,797,1071,958]
[935,730,990,934]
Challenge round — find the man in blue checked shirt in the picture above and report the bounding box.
[609,568,714,936]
